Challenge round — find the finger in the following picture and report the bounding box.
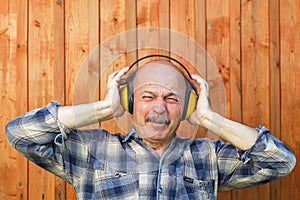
[108,66,130,83]
[191,74,209,92]
[108,71,119,84]
[113,66,130,81]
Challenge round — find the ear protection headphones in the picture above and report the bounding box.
[119,54,198,120]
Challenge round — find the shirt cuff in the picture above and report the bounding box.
[240,125,270,164]
[46,100,72,145]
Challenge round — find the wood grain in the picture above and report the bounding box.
[28,0,62,199]
[137,0,169,60]
[238,0,270,199]
[170,0,198,139]
[100,0,129,134]
[65,0,97,199]
[269,0,281,199]
[0,0,28,199]
[1,0,299,199]
[206,1,232,198]
[53,1,66,199]
[280,0,300,199]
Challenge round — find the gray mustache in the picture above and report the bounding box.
[145,116,171,125]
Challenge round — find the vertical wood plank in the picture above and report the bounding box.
[238,0,270,199]
[229,0,242,124]
[65,0,89,106]
[170,0,196,49]
[195,0,206,80]
[226,1,241,200]
[202,0,227,145]
[137,0,170,60]
[206,0,230,117]
[241,0,270,124]
[100,0,130,134]
[28,0,64,199]
[0,0,28,199]
[219,0,242,199]
[0,0,12,198]
[194,0,209,139]
[53,0,66,106]
[53,1,66,200]
[195,0,206,48]
[280,0,300,199]
[126,0,137,63]
[65,0,99,199]
[170,0,198,139]
[64,0,86,198]
[206,1,231,198]
[170,0,195,71]
[269,0,281,199]
[205,0,231,142]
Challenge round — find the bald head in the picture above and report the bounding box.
[132,60,187,96]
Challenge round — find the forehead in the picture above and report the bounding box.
[135,84,180,96]
[133,61,186,94]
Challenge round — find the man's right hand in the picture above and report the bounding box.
[103,66,130,118]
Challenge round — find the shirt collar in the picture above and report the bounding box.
[122,126,191,143]
[122,126,139,142]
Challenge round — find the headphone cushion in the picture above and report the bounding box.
[184,90,197,119]
[120,85,129,112]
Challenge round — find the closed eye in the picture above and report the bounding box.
[142,95,154,100]
[165,96,179,103]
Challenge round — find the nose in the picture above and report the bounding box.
[152,98,167,114]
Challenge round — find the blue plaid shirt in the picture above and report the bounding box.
[6,101,296,200]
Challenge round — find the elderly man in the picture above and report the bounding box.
[6,59,296,200]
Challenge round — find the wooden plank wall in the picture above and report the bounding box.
[0,0,299,199]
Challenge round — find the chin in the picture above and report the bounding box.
[144,130,166,139]
[138,125,169,140]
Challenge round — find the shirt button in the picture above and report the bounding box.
[158,187,163,193]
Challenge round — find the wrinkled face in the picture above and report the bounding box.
[131,61,187,143]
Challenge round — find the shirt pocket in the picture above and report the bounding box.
[94,170,138,200]
[183,176,215,200]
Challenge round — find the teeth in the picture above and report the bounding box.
[145,116,170,125]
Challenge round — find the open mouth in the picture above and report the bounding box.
[145,116,171,124]
[146,121,168,132]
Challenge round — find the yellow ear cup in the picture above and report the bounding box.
[119,85,129,112]
[185,90,197,119]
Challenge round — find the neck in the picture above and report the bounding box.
[142,138,172,157]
